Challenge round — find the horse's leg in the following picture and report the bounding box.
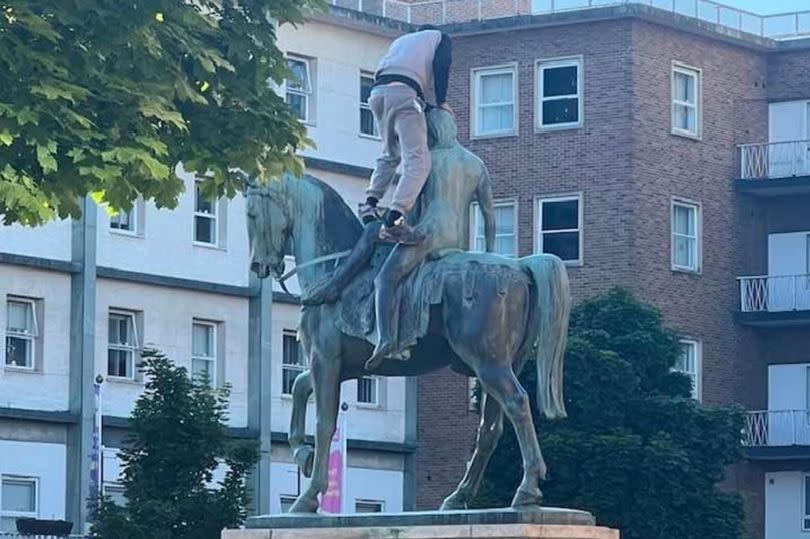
[476,366,546,509]
[289,370,314,477]
[289,350,342,513]
[440,391,503,510]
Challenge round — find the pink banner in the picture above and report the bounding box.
[320,411,346,513]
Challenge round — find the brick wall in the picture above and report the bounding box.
[415,369,478,510]
[767,49,810,102]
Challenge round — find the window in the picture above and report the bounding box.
[286,57,311,122]
[537,195,582,264]
[103,483,127,507]
[280,495,297,513]
[672,199,701,272]
[282,331,306,395]
[804,474,810,531]
[674,340,701,400]
[537,57,582,129]
[472,65,517,137]
[360,73,378,138]
[471,201,517,257]
[355,499,384,513]
[357,376,379,406]
[110,208,135,233]
[1,476,38,532]
[108,312,139,379]
[194,181,218,245]
[192,322,217,386]
[5,299,37,370]
[672,63,701,138]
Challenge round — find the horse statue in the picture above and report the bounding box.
[246,167,571,513]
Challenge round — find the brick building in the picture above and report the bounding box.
[391,2,810,538]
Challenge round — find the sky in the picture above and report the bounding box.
[720,0,808,15]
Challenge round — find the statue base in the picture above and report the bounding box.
[222,508,619,539]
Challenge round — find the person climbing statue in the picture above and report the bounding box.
[358,24,453,244]
[304,108,496,372]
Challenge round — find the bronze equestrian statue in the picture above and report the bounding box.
[246,110,571,514]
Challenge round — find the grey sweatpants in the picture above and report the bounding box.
[365,84,431,215]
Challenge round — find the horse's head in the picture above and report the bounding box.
[246,180,292,280]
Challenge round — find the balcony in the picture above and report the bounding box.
[737,275,810,326]
[745,410,810,460]
[737,140,810,197]
[331,0,810,39]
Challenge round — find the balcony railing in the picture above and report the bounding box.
[332,0,810,39]
[739,140,810,180]
[745,410,810,447]
[739,274,810,313]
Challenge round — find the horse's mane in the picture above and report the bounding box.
[296,174,363,253]
[246,173,363,255]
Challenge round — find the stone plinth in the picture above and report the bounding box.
[222,508,619,539]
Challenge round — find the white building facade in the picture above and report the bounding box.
[0,9,411,534]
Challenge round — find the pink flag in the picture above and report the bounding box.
[320,409,347,513]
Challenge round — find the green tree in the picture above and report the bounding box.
[92,349,258,539]
[0,0,316,225]
[475,289,745,539]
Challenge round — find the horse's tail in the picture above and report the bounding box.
[521,254,570,420]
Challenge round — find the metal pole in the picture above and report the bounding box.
[442,0,446,24]
[477,0,482,20]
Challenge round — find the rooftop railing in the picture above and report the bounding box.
[333,0,810,39]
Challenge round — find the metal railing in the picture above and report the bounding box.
[332,0,810,39]
[745,410,810,447]
[740,140,810,180]
[739,274,810,313]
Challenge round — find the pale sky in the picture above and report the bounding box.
[719,0,807,15]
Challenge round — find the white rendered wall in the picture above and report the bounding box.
[0,440,67,521]
[0,219,73,261]
[0,267,71,410]
[96,165,251,287]
[95,279,250,426]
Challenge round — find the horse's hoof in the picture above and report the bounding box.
[289,494,319,513]
[511,487,543,510]
[293,446,314,478]
[439,492,467,511]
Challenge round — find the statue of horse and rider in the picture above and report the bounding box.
[246,109,571,514]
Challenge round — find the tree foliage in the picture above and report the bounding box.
[475,289,745,539]
[92,350,258,539]
[0,0,316,225]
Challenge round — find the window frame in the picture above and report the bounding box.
[356,375,380,408]
[535,193,584,266]
[193,180,219,247]
[671,198,702,274]
[0,475,39,525]
[671,62,702,140]
[107,310,140,381]
[355,499,384,513]
[109,199,142,237]
[535,56,584,131]
[191,320,218,387]
[285,56,312,124]
[803,473,810,531]
[359,71,379,139]
[280,494,298,513]
[281,330,307,397]
[675,339,702,401]
[469,200,518,257]
[5,298,38,371]
[470,63,519,139]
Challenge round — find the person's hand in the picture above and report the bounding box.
[439,102,454,116]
